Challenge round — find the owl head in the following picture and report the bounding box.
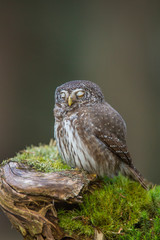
[55,80,104,110]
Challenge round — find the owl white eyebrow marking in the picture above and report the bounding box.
[60,90,68,94]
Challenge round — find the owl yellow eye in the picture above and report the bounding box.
[76,91,85,98]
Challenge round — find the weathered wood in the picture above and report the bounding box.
[0,162,97,240]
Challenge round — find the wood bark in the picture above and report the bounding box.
[0,162,104,240]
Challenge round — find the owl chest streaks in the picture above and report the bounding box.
[54,112,97,173]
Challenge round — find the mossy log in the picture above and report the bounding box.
[0,161,100,240]
[0,144,160,240]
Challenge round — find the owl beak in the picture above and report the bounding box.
[68,95,73,106]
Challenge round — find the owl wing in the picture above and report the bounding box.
[89,103,133,166]
[96,132,132,166]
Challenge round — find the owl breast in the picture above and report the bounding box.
[54,112,119,177]
[54,114,97,172]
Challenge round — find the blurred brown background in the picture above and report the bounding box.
[0,1,160,239]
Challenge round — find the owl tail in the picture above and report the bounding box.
[127,166,149,190]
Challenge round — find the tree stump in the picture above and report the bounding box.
[0,145,159,240]
[0,161,99,240]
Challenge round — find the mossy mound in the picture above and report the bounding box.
[58,177,160,239]
[2,143,160,239]
[2,142,71,172]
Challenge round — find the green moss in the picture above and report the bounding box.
[2,144,160,239]
[2,143,71,172]
[58,177,160,240]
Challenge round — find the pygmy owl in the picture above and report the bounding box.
[54,80,147,189]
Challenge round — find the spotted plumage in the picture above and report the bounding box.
[54,80,147,189]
